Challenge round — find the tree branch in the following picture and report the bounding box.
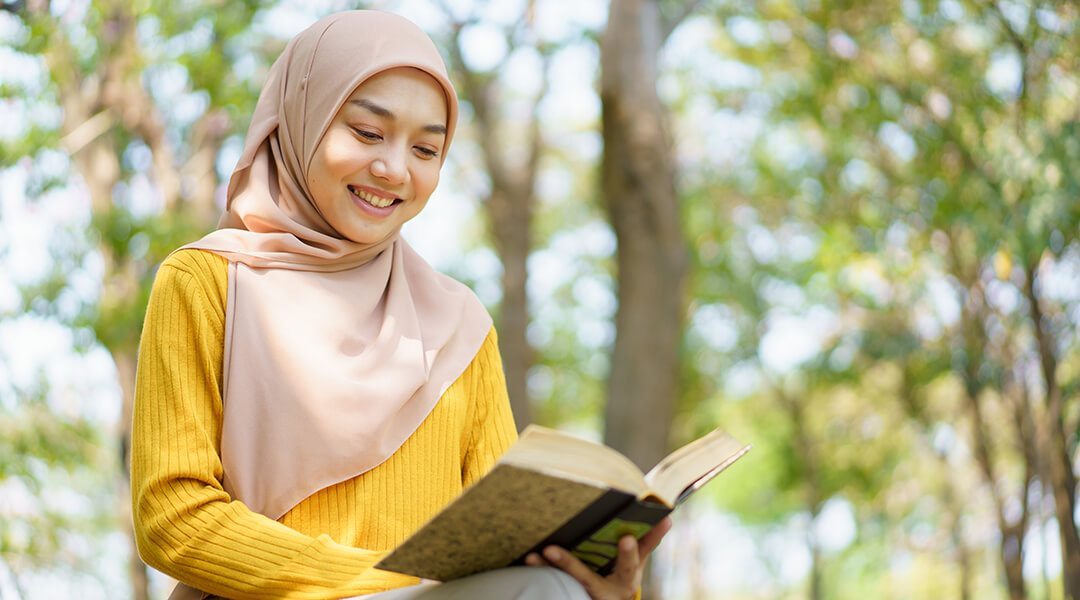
[60,109,114,155]
[982,0,1029,54]
[0,0,26,13]
[522,51,551,193]
[661,0,709,44]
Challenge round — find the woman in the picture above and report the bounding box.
[131,10,668,600]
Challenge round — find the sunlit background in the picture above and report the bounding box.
[2,0,1079,598]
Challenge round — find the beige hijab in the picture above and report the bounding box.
[183,10,490,527]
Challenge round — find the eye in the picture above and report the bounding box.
[414,146,439,159]
[352,127,382,142]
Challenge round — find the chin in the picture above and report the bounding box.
[345,228,392,245]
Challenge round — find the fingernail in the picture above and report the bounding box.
[544,547,563,560]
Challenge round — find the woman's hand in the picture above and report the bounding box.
[524,516,673,600]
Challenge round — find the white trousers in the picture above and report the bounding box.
[354,567,590,600]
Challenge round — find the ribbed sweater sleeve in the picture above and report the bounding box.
[461,328,518,487]
[131,250,415,598]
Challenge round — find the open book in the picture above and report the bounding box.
[374,425,750,581]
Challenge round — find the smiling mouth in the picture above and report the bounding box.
[348,185,399,209]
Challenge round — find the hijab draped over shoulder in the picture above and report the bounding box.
[182,10,492,522]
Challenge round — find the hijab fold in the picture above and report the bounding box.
[170,15,489,600]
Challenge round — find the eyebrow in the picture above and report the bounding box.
[349,98,448,136]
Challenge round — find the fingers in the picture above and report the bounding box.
[611,534,642,585]
[526,520,671,600]
[524,552,551,568]
[541,545,602,588]
[636,516,673,559]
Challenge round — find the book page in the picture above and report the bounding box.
[499,425,649,496]
[643,430,749,505]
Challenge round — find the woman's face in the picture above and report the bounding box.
[307,67,448,244]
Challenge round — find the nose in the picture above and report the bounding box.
[370,143,408,185]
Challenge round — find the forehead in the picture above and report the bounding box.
[342,67,448,123]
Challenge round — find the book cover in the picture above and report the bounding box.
[374,464,609,581]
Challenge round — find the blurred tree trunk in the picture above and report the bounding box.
[998,5,1080,594]
[115,354,150,600]
[40,4,148,597]
[1024,259,1080,600]
[900,362,975,600]
[488,179,535,431]
[948,236,1031,600]
[32,1,228,597]
[600,0,687,471]
[600,2,695,597]
[949,476,973,600]
[964,380,1029,600]
[443,11,547,430]
[777,388,824,600]
[965,384,1029,600]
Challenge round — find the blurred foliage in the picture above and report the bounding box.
[0,376,116,589]
[2,0,1080,598]
[1,0,275,595]
[671,0,1080,597]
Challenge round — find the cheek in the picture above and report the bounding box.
[317,126,374,172]
[320,137,366,173]
[415,164,441,198]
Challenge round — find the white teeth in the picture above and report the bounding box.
[350,186,395,208]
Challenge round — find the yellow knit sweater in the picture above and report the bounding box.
[131,249,518,599]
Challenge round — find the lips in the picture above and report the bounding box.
[348,185,398,208]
